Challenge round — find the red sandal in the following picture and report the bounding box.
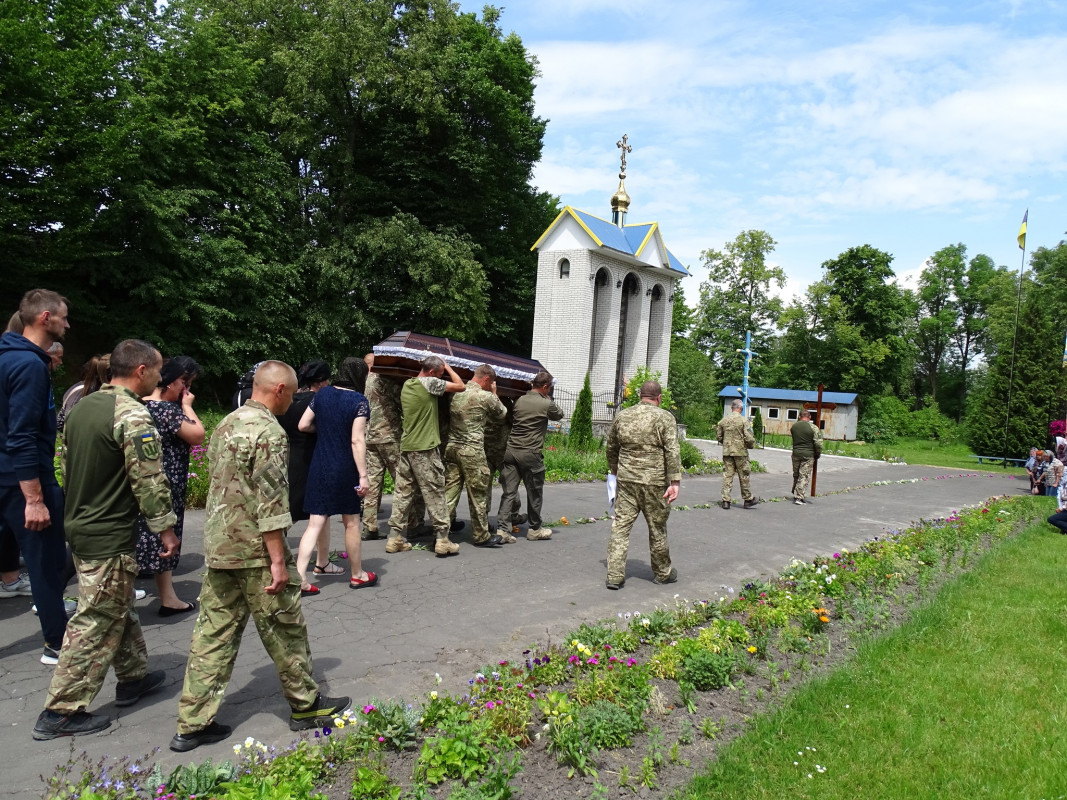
[349,572,378,589]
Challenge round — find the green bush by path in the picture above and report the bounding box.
[680,516,1067,800]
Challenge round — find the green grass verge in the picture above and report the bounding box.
[761,434,1026,474]
[680,518,1067,799]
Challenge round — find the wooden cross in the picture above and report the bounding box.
[616,134,631,178]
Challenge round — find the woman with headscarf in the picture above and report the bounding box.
[134,355,205,615]
[277,359,343,576]
[296,357,376,594]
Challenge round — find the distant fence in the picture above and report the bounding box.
[548,387,618,433]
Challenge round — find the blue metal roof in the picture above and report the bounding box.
[543,208,690,276]
[718,385,858,405]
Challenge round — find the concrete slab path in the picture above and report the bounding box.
[0,447,1030,796]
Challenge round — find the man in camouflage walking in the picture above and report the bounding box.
[385,356,466,557]
[362,355,424,541]
[33,339,177,740]
[170,361,349,752]
[790,409,822,505]
[605,381,680,590]
[716,398,757,510]
[444,364,507,547]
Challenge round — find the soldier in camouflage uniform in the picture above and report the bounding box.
[362,360,424,540]
[170,361,349,752]
[716,399,757,509]
[444,365,507,546]
[790,410,822,505]
[386,357,466,557]
[605,381,680,589]
[34,339,178,741]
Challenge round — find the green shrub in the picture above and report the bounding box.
[682,648,739,691]
[620,366,674,412]
[569,372,595,448]
[751,406,763,440]
[679,438,704,469]
[576,700,645,749]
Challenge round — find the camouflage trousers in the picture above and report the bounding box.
[365,441,425,534]
[792,454,815,500]
[497,448,546,533]
[388,448,450,541]
[46,553,147,714]
[721,455,753,503]
[176,564,318,734]
[607,480,672,584]
[444,443,492,542]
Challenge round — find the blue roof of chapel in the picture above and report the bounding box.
[532,206,690,276]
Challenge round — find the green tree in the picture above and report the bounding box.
[965,279,1066,456]
[668,285,717,437]
[569,372,595,448]
[820,245,917,398]
[915,244,965,402]
[1030,240,1067,335]
[693,230,785,387]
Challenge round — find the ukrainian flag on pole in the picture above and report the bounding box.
[1018,210,1027,250]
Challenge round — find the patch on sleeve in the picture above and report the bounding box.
[257,463,286,500]
[134,431,161,461]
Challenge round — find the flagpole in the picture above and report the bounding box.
[1003,210,1028,463]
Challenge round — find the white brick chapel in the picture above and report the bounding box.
[529,136,689,418]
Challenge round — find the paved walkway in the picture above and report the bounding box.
[0,448,1029,796]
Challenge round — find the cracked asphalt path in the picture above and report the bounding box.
[0,446,1027,796]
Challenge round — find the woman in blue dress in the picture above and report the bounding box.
[296,358,377,593]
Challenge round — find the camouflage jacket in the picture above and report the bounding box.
[790,419,823,458]
[606,402,682,484]
[447,381,506,449]
[204,399,293,569]
[716,411,755,456]
[365,373,404,445]
[62,384,176,559]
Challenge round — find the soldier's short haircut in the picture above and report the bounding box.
[254,360,297,389]
[639,380,661,398]
[110,339,160,378]
[532,370,553,388]
[731,399,743,410]
[421,355,445,373]
[474,364,496,381]
[799,410,811,419]
[19,289,70,327]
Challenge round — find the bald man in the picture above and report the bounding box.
[171,361,349,752]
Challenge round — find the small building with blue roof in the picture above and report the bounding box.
[530,135,689,419]
[718,385,860,440]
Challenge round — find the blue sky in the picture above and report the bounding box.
[458,0,1067,307]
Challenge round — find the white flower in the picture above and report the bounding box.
[233,744,242,754]
[244,736,255,747]
[435,672,442,685]
[641,617,651,627]
[430,690,438,700]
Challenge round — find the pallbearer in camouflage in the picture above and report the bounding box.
[484,398,513,540]
[444,366,507,545]
[34,339,177,741]
[790,409,822,504]
[716,399,757,509]
[170,362,349,753]
[386,356,466,557]
[362,358,424,539]
[604,381,681,589]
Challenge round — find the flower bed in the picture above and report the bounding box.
[47,494,1048,799]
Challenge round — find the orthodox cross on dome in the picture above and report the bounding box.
[616,134,632,179]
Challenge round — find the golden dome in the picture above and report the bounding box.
[611,179,630,212]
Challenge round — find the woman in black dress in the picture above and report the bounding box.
[277,360,343,581]
[296,358,376,593]
[134,356,205,615]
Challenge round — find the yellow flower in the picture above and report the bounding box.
[747,646,758,654]
[430,690,438,700]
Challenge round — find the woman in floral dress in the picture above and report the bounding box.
[134,356,205,615]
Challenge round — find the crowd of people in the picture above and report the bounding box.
[0,287,576,749]
[1026,441,1067,535]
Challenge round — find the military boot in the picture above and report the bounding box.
[721,501,731,510]
[434,539,460,557]
[743,498,759,509]
[385,537,412,553]
[526,528,552,541]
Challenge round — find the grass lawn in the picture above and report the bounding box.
[680,518,1067,799]
[761,433,1027,475]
